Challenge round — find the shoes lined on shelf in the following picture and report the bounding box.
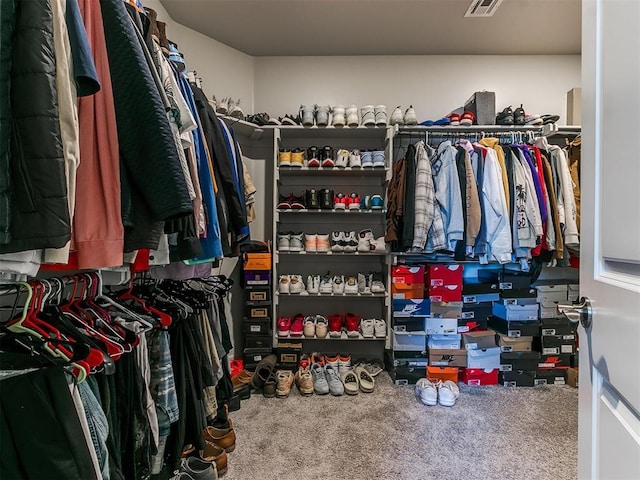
[278,146,386,169]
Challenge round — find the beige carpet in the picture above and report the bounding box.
[223,373,578,480]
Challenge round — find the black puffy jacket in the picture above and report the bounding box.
[0,0,15,245]
[0,0,71,254]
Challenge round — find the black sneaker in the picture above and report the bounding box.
[290,194,306,210]
[307,146,320,168]
[513,104,526,125]
[496,106,514,125]
[320,146,334,168]
[319,188,334,210]
[305,188,320,209]
[277,193,293,210]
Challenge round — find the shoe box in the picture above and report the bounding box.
[275,340,302,371]
[242,252,272,271]
[538,353,574,369]
[428,348,467,368]
[497,333,533,352]
[393,317,426,332]
[478,268,531,291]
[245,286,271,302]
[499,352,540,372]
[392,283,424,300]
[242,317,271,335]
[540,317,577,336]
[246,300,271,319]
[389,350,429,368]
[427,366,459,383]
[466,347,501,370]
[243,270,271,286]
[244,333,273,350]
[430,301,463,319]
[428,284,462,302]
[500,370,536,387]
[534,368,567,386]
[425,316,458,335]
[460,368,499,386]
[428,334,462,350]
[464,91,496,126]
[488,316,541,338]
[392,299,431,317]
[462,283,501,304]
[568,284,580,302]
[492,302,539,321]
[390,365,427,385]
[391,266,424,299]
[425,264,463,302]
[393,331,427,352]
[461,300,493,323]
[500,287,538,300]
[534,333,577,355]
[462,330,497,350]
[566,367,579,387]
[536,284,569,318]
[243,348,273,371]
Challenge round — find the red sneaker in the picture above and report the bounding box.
[299,353,311,370]
[277,316,291,337]
[230,359,244,377]
[334,193,347,210]
[348,193,361,210]
[345,313,360,337]
[311,352,325,367]
[328,314,344,337]
[290,313,304,337]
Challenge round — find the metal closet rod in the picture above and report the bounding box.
[396,127,544,136]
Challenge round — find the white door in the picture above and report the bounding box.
[579,0,640,478]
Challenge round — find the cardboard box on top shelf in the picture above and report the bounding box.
[567,88,582,125]
[464,91,496,125]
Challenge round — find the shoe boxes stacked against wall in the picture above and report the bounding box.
[242,250,274,371]
[387,262,579,387]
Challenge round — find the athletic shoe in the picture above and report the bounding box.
[300,104,315,126]
[496,106,514,125]
[358,272,372,294]
[328,314,343,337]
[316,233,330,253]
[346,105,359,127]
[299,354,311,370]
[277,193,292,210]
[278,275,290,294]
[345,313,360,337]
[320,146,335,168]
[335,149,349,168]
[279,150,292,167]
[216,97,229,115]
[372,150,385,168]
[331,232,345,252]
[316,105,331,127]
[229,99,244,119]
[311,364,330,395]
[303,315,316,338]
[403,105,417,125]
[348,150,362,168]
[370,272,385,293]
[447,112,461,126]
[319,188,334,209]
[290,194,306,209]
[305,234,317,253]
[343,231,358,252]
[369,194,384,210]
[290,314,304,337]
[415,378,438,406]
[295,367,314,396]
[371,236,387,252]
[276,370,295,398]
[514,104,526,126]
[389,106,403,126]
[306,274,320,294]
[324,353,339,369]
[332,275,345,294]
[358,229,374,252]
[338,354,352,374]
[325,365,345,396]
[459,111,474,126]
[344,275,358,295]
[348,193,361,210]
[334,193,347,210]
[332,105,345,127]
[307,146,320,167]
[289,274,305,294]
[374,105,387,126]
[360,150,373,168]
[277,316,291,337]
[315,315,329,338]
[277,232,290,251]
[374,319,386,338]
[360,105,375,127]
[290,149,304,168]
[360,318,375,338]
[438,380,460,407]
[180,457,217,480]
[319,274,333,294]
[289,232,304,252]
[305,189,320,209]
[311,352,325,367]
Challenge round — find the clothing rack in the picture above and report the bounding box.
[395,125,545,145]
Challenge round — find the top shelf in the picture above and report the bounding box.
[394,125,546,135]
[277,126,390,139]
[219,115,272,141]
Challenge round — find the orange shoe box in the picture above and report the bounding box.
[392,283,425,300]
[426,366,459,383]
[243,252,272,270]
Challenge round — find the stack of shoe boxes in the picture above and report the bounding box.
[243,252,273,371]
[389,266,429,384]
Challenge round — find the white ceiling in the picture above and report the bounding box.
[159,0,581,57]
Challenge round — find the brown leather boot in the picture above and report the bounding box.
[200,440,228,476]
[204,425,236,453]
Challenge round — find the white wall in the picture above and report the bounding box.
[144,0,254,110]
[254,55,581,124]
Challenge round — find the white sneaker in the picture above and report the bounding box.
[374,105,387,126]
[357,272,372,294]
[303,315,316,337]
[389,106,404,126]
[374,319,386,338]
[332,105,345,127]
[343,231,358,253]
[319,274,333,294]
[360,318,375,338]
[371,236,387,252]
[404,105,417,126]
[289,232,304,252]
[415,378,438,406]
[346,105,359,127]
[348,149,362,168]
[277,232,290,251]
[289,274,305,294]
[316,233,330,253]
[305,233,317,253]
[360,105,375,127]
[278,275,290,294]
[357,229,374,252]
[337,354,352,374]
[315,315,329,338]
[344,275,358,294]
[316,105,331,127]
[438,380,460,407]
[332,275,345,294]
[331,232,344,252]
[335,149,349,168]
[370,272,385,293]
[306,274,320,294]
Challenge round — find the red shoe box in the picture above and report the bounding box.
[392,266,425,285]
[425,264,463,287]
[459,368,499,386]
[428,284,462,302]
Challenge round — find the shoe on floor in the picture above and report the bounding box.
[341,369,359,395]
[324,353,339,368]
[180,456,218,480]
[311,364,330,395]
[357,360,384,377]
[276,370,295,398]
[198,439,227,476]
[354,365,375,393]
[324,365,345,396]
[204,424,236,454]
[295,367,314,396]
[263,372,277,398]
[438,380,460,407]
[250,354,277,389]
[415,378,438,406]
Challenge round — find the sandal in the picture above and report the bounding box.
[341,369,360,395]
[354,365,375,393]
[250,354,277,389]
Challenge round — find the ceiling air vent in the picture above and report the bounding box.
[464,0,504,17]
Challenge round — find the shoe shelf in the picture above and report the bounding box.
[278,166,386,175]
[219,115,270,141]
[278,333,386,341]
[277,250,388,256]
[276,292,387,298]
[277,209,385,214]
[277,125,389,139]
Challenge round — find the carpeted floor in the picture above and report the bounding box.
[223,374,578,480]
